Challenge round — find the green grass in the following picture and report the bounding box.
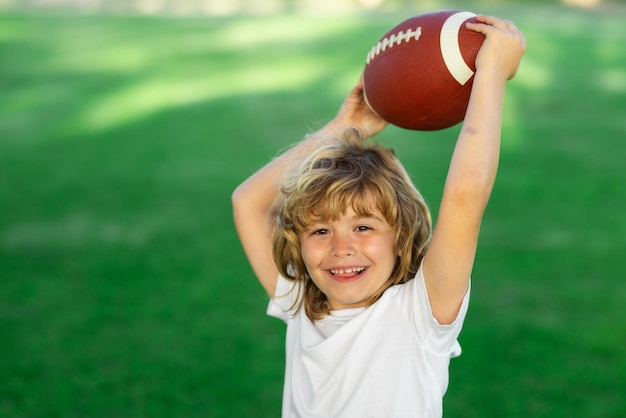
[1,2,625,417]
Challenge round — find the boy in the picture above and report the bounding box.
[233,15,525,417]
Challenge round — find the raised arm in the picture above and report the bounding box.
[422,15,526,324]
[232,80,387,297]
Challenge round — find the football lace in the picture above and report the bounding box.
[366,27,422,65]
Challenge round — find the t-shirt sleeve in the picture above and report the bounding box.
[266,275,302,323]
[403,264,470,357]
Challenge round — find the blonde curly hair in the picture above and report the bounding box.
[272,128,431,321]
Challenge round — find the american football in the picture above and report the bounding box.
[363,10,485,131]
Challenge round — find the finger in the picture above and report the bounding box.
[466,16,495,34]
[505,19,518,31]
[474,14,504,27]
[468,16,522,39]
[465,21,494,36]
[348,81,364,99]
[356,74,365,89]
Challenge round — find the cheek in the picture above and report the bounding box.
[299,238,322,268]
[366,237,398,266]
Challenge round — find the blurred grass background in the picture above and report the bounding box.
[1,0,625,417]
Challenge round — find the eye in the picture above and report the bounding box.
[312,228,329,236]
[356,225,372,232]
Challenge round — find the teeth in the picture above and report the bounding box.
[330,267,366,275]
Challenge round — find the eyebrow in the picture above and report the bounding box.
[307,209,387,224]
[349,213,387,223]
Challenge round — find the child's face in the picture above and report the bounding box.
[299,204,397,311]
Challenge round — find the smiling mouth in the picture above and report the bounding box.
[330,267,367,275]
[328,267,369,283]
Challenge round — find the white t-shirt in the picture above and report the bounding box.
[267,264,470,418]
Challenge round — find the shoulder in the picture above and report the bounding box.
[381,264,427,303]
[381,264,471,337]
[266,275,303,322]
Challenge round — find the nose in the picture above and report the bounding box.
[330,233,355,258]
